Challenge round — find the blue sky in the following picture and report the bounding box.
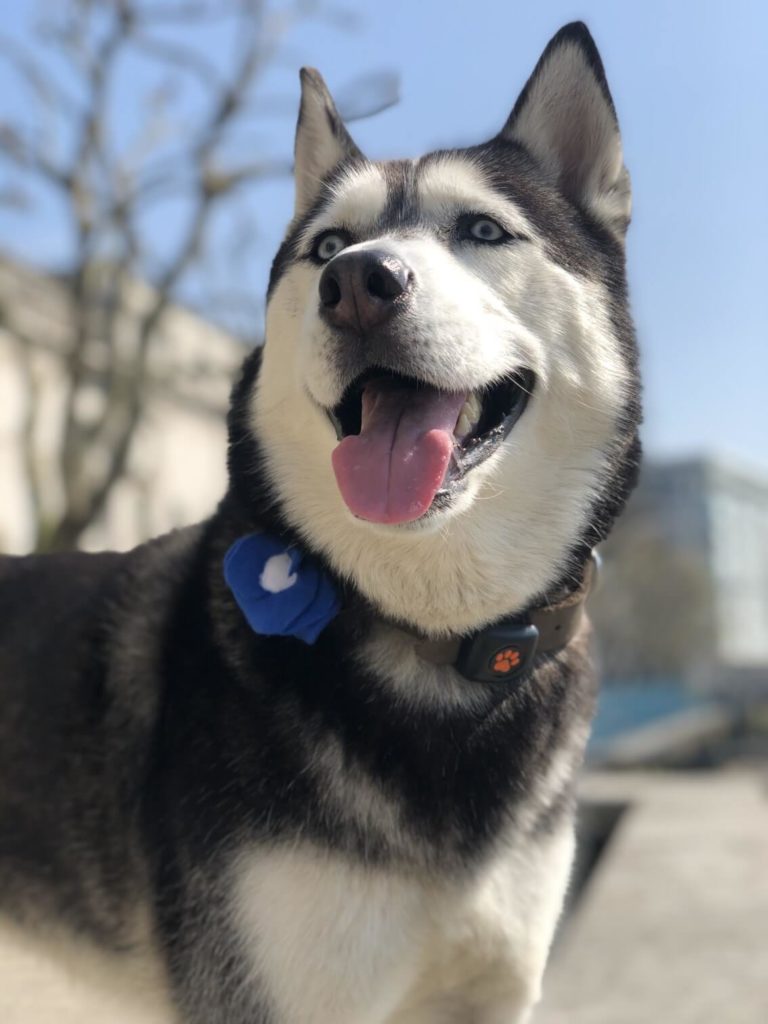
[1,0,766,469]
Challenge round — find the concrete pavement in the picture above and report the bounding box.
[537,771,768,1024]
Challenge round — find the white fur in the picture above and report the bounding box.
[417,158,536,240]
[254,155,629,636]
[231,825,573,1024]
[353,617,495,710]
[504,40,631,230]
[298,164,388,245]
[0,905,176,1023]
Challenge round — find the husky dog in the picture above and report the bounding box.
[0,22,640,1024]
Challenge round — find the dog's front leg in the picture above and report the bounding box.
[385,974,541,1024]
[157,844,431,1024]
[226,845,432,1024]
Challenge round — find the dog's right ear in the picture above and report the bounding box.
[294,68,363,217]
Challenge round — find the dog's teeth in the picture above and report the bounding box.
[456,394,482,438]
[456,412,472,437]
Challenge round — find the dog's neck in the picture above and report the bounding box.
[409,552,597,684]
[215,494,597,686]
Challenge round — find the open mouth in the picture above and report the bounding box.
[327,367,534,524]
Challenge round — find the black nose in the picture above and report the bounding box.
[318,249,413,332]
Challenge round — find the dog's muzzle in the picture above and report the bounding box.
[314,249,534,527]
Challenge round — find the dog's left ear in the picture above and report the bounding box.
[501,23,630,235]
[294,68,364,217]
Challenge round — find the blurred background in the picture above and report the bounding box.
[0,1,766,1021]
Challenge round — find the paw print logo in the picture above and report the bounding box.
[490,647,522,675]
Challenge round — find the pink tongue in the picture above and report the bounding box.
[332,381,467,524]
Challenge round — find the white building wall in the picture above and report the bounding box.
[78,396,232,553]
[0,258,246,555]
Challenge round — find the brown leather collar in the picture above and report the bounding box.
[414,551,599,684]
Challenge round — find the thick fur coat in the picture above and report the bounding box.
[0,23,641,1024]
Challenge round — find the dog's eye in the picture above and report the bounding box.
[313,232,348,262]
[465,216,506,242]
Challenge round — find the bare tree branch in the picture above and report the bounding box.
[1,0,397,551]
[0,123,73,189]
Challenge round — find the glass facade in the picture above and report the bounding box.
[638,458,768,668]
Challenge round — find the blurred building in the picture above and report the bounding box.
[634,456,768,674]
[0,255,245,553]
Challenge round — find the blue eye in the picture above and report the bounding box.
[313,232,348,261]
[467,216,506,242]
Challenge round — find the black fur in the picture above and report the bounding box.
[0,487,599,1021]
[0,22,641,1024]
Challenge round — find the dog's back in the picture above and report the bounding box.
[0,530,198,943]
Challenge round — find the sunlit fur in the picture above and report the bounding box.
[234,28,641,1019]
[0,24,641,1024]
[232,825,575,1024]
[255,156,631,636]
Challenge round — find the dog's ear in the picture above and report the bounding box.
[501,23,630,235]
[294,68,364,217]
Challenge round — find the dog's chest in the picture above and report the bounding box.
[229,826,574,1024]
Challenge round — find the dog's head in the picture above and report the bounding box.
[237,23,641,636]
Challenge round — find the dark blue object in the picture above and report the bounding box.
[223,534,340,645]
